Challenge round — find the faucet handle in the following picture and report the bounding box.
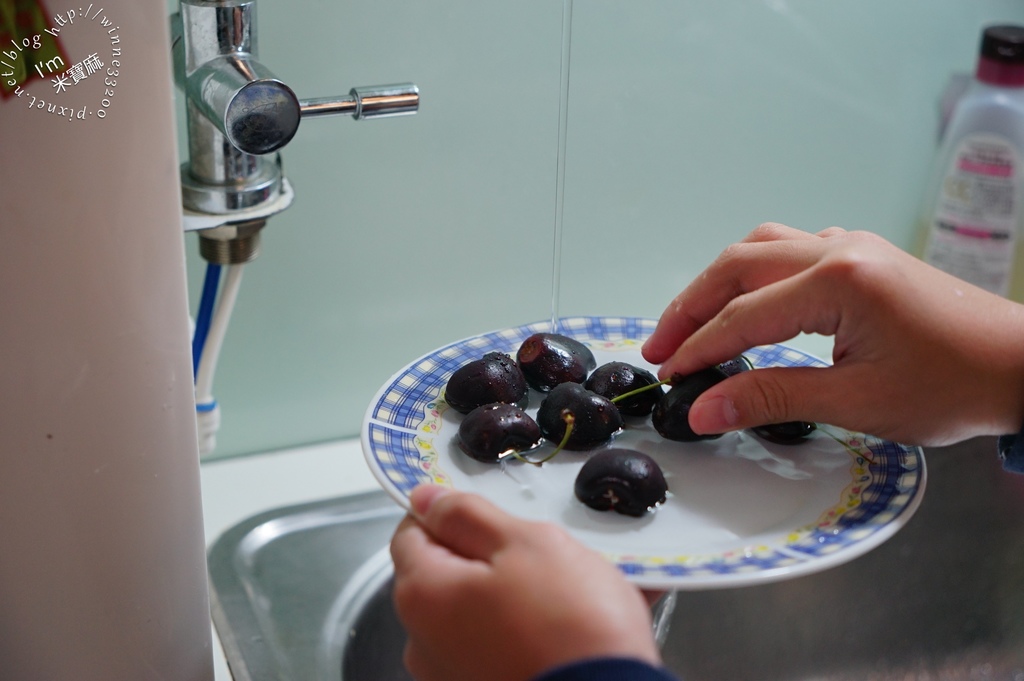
[205,76,420,156]
[300,83,420,121]
[203,72,418,156]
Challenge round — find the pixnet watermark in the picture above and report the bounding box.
[1,3,124,121]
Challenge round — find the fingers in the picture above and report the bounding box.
[642,589,668,608]
[686,364,858,434]
[646,253,874,433]
[404,484,520,562]
[390,493,499,644]
[390,514,445,576]
[645,254,835,380]
[655,263,840,379]
[409,482,451,516]
[390,487,509,595]
[815,226,848,238]
[402,640,428,681]
[392,487,664,681]
[642,226,830,367]
[403,636,457,681]
[742,222,824,243]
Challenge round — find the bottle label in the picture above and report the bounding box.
[924,132,1020,296]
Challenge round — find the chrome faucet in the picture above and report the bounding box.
[171,0,419,263]
[169,0,418,458]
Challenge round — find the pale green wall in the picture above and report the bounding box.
[175,0,1024,460]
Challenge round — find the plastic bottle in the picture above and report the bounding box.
[919,25,1024,300]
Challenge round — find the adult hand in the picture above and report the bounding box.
[641,223,1024,445]
[390,484,662,681]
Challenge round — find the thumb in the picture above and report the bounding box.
[408,484,520,562]
[687,366,839,434]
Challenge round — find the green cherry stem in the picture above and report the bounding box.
[610,379,672,404]
[818,424,876,465]
[509,411,575,467]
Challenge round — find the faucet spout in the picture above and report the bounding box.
[188,54,301,156]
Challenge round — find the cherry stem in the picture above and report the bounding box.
[818,425,876,465]
[610,379,671,405]
[509,411,574,467]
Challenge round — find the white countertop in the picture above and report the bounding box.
[200,437,379,680]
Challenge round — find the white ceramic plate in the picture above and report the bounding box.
[362,316,926,590]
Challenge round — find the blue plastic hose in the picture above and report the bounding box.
[192,263,221,379]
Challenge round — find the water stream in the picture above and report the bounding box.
[549,0,573,333]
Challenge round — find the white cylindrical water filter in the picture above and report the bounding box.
[0,1,213,679]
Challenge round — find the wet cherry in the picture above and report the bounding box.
[536,382,623,451]
[516,332,597,392]
[718,354,754,377]
[445,352,529,415]
[574,448,668,517]
[584,361,663,417]
[651,367,728,442]
[457,403,542,463]
[751,421,816,445]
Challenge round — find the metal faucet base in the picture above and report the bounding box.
[179,159,282,215]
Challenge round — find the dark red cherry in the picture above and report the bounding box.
[536,382,623,450]
[584,362,663,417]
[651,367,728,442]
[574,449,668,517]
[516,333,597,392]
[751,421,816,445]
[457,403,542,463]
[445,352,529,415]
[718,354,754,377]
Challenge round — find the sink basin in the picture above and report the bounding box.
[208,438,1024,681]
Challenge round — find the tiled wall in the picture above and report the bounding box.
[175,0,1024,459]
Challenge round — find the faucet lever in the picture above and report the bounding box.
[300,84,420,121]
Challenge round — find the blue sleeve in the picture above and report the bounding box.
[531,658,679,681]
[998,430,1024,473]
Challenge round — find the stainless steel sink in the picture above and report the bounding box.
[208,438,1024,681]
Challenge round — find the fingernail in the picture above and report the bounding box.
[410,484,452,517]
[690,394,739,433]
